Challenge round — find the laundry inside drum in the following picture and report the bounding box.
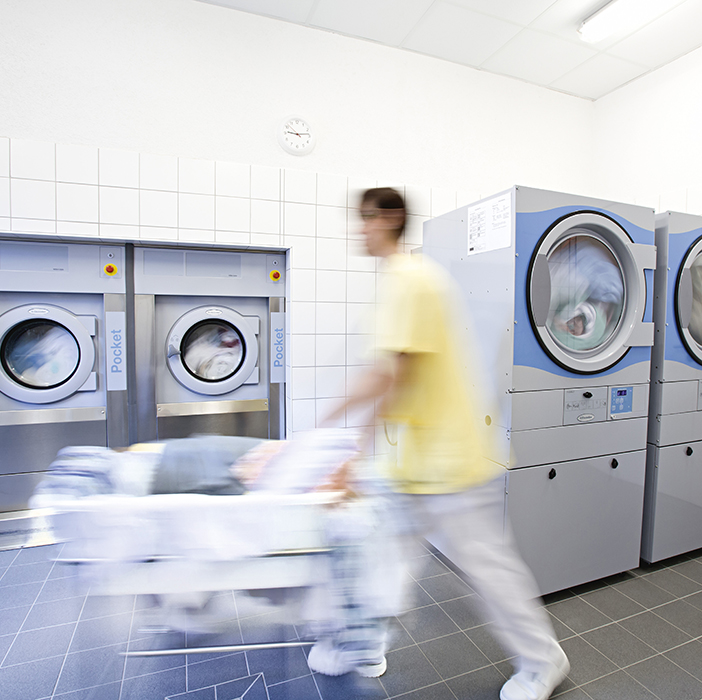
[181,320,245,381]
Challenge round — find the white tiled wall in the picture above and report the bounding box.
[0,135,469,442]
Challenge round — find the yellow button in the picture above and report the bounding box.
[104,263,117,276]
[269,270,281,281]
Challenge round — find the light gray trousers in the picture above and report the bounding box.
[395,476,562,674]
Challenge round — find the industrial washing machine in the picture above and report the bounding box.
[0,237,128,512]
[423,186,656,594]
[132,245,286,443]
[643,211,702,562]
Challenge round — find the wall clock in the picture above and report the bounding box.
[278,116,316,155]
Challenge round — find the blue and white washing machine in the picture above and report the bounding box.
[424,186,656,594]
[643,211,702,562]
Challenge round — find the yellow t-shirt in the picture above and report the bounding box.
[375,254,499,494]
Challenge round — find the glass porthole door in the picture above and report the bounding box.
[528,212,652,374]
[166,306,259,396]
[676,237,702,364]
[0,305,96,403]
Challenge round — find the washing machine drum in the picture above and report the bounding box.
[528,211,649,374]
[676,237,702,364]
[166,307,259,396]
[0,304,96,404]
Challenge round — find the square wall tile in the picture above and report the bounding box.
[317,205,347,239]
[0,137,8,177]
[347,335,374,365]
[292,399,316,431]
[100,186,139,225]
[347,240,375,272]
[57,183,98,223]
[317,172,347,207]
[216,196,249,232]
[405,215,425,246]
[215,230,250,245]
[347,271,375,303]
[291,334,315,367]
[348,176,377,202]
[284,168,316,204]
[250,232,280,247]
[101,223,139,239]
[347,303,374,334]
[406,184,431,217]
[289,302,315,334]
[179,228,215,243]
[290,269,316,302]
[317,398,344,428]
[284,202,315,236]
[285,235,316,269]
[57,221,99,237]
[216,161,250,197]
[179,157,215,195]
[0,216,10,230]
[140,152,178,191]
[179,193,214,230]
[315,367,346,398]
[316,302,346,334]
[11,139,55,180]
[56,144,98,185]
[251,199,280,235]
[140,225,178,241]
[0,177,9,217]
[316,237,346,270]
[99,148,139,187]
[11,179,55,219]
[316,335,345,366]
[141,190,178,228]
[431,188,457,216]
[251,165,280,200]
[346,398,374,428]
[317,270,346,303]
[291,367,315,399]
[11,218,56,234]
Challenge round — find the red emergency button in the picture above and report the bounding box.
[269,270,281,281]
[104,263,118,276]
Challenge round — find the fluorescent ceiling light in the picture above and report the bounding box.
[578,0,677,43]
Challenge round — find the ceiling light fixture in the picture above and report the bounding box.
[578,0,672,43]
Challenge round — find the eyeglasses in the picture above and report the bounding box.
[359,209,378,221]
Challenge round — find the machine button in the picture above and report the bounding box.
[269,270,281,281]
[583,391,593,399]
[103,263,118,276]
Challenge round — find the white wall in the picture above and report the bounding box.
[0,0,594,196]
[593,45,702,214]
[0,0,603,443]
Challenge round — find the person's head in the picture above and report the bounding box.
[359,187,407,257]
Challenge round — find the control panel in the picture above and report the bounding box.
[610,386,634,417]
[563,387,608,425]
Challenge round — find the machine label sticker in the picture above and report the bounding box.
[467,193,512,256]
[105,311,127,391]
[577,413,595,422]
[270,312,286,384]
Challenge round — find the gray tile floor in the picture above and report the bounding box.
[1,543,702,699]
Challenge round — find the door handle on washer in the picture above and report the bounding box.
[167,343,181,358]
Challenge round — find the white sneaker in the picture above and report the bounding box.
[500,649,570,700]
[307,638,387,678]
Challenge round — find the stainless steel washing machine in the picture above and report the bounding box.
[132,245,286,442]
[0,237,128,512]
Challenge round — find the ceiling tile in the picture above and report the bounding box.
[309,0,434,46]
[481,28,596,85]
[550,53,649,99]
[402,1,523,67]
[607,0,702,69]
[446,0,560,26]
[195,0,316,23]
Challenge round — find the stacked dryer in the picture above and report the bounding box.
[643,211,702,562]
[423,186,656,595]
[0,238,128,512]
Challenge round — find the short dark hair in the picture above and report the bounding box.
[361,187,407,238]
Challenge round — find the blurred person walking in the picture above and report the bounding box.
[312,187,569,700]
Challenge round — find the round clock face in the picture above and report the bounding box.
[278,117,315,155]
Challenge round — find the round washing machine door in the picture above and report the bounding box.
[527,211,648,374]
[166,306,259,396]
[675,236,702,364]
[0,304,96,404]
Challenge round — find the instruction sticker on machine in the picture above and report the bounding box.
[270,312,286,384]
[105,311,127,391]
[467,193,512,256]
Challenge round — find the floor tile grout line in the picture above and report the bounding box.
[116,591,138,700]
[48,593,89,700]
[231,592,251,678]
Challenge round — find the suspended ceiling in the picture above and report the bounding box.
[195,0,702,100]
